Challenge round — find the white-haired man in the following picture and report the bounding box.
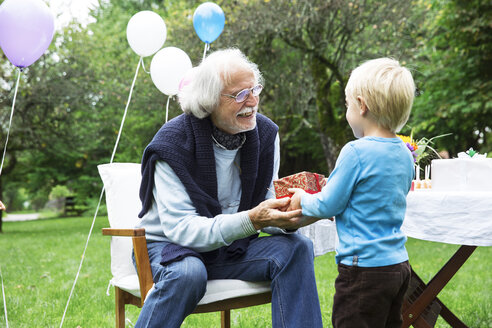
[135,48,323,327]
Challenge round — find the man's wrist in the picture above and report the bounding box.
[243,211,261,234]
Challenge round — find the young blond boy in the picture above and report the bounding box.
[289,58,415,328]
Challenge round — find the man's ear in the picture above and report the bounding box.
[357,96,368,115]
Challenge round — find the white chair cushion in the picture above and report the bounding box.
[98,163,142,229]
[98,163,142,282]
[111,275,141,298]
[111,276,271,305]
[131,279,270,305]
[198,280,271,305]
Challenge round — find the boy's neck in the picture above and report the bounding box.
[362,124,396,138]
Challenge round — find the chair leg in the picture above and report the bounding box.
[115,287,126,328]
[221,310,231,328]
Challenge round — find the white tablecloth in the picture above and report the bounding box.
[299,190,492,256]
[402,191,492,246]
[299,219,338,257]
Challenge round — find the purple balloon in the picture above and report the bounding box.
[0,0,55,68]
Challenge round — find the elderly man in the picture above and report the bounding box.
[135,48,322,328]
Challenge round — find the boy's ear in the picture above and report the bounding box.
[357,96,368,115]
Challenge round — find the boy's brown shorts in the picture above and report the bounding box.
[332,260,411,328]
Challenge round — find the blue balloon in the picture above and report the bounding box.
[193,2,225,44]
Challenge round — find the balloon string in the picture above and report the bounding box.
[1,265,9,328]
[59,187,105,328]
[59,56,142,327]
[0,68,21,177]
[140,57,150,74]
[110,56,142,163]
[202,43,210,61]
[165,96,170,123]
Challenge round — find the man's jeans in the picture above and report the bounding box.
[134,233,323,328]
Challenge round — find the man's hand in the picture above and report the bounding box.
[0,201,5,211]
[248,197,303,230]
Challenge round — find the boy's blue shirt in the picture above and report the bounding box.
[301,136,414,267]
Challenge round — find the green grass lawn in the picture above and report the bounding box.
[0,216,491,327]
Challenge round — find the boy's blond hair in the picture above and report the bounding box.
[345,58,415,133]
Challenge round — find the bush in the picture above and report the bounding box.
[49,185,71,200]
[82,196,107,217]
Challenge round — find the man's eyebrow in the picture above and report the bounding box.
[226,86,244,94]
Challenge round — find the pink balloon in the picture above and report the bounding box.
[178,67,197,92]
[0,0,55,68]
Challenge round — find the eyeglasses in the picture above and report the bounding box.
[221,84,263,103]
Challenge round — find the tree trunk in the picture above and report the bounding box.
[319,132,338,174]
[311,56,347,174]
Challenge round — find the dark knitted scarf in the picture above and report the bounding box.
[212,125,246,150]
[138,113,278,264]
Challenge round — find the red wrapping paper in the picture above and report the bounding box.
[273,171,327,198]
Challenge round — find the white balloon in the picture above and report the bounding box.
[150,47,193,96]
[127,11,166,57]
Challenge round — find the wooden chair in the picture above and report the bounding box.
[98,163,272,328]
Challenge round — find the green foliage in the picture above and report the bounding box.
[48,185,71,200]
[410,0,492,156]
[1,186,29,211]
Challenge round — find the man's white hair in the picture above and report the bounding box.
[178,48,263,118]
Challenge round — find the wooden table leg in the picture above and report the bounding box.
[402,245,477,328]
[403,268,469,328]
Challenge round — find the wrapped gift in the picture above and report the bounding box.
[274,171,327,198]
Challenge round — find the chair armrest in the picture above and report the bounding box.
[102,228,146,236]
[102,227,153,306]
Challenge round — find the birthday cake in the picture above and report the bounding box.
[431,151,492,192]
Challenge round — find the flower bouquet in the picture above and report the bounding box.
[397,132,452,166]
[398,132,451,191]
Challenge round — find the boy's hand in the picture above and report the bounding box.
[287,188,305,211]
[0,201,5,211]
[287,188,335,222]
